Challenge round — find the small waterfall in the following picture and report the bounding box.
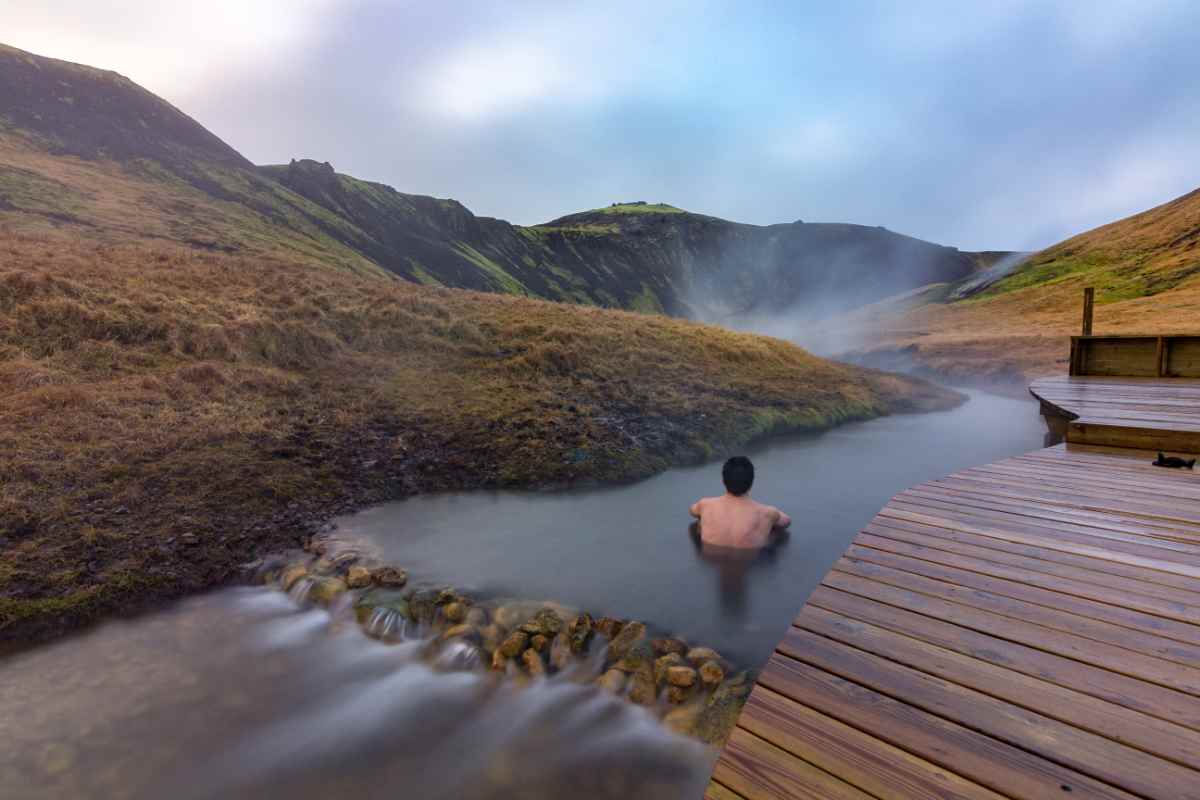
[0,587,711,800]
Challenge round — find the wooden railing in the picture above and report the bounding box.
[1069,334,1200,377]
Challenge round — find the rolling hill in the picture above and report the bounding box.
[834,186,1200,384]
[1,42,991,319]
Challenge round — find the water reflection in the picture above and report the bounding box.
[337,389,1046,667]
[688,523,789,619]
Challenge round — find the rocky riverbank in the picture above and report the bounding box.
[257,531,752,747]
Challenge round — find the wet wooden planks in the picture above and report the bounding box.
[1031,375,1200,452]
[708,442,1200,799]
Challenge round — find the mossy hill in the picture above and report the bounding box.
[831,186,1200,383]
[2,42,988,319]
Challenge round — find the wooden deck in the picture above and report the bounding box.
[708,438,1200,799]
[1031,375,1200,453]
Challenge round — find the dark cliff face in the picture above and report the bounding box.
[257,168,981,318]
[1,41,991,321]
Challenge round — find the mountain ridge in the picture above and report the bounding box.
[0,42,997,320]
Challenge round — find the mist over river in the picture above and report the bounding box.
[0,388,1046,799]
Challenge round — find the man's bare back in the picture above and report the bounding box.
[689,456,791,549]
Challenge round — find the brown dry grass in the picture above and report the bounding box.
[0,228,954,641]
[836,188,1200,382]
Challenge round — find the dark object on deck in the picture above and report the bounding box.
[1153,451,1195,469]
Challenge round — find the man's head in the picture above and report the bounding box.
[722,456,754,496]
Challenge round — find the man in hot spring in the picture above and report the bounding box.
[689,456,791,549]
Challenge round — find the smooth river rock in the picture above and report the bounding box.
[607,621,646,660]
[666,665,697,688]
[699,660,725,688]
[498,630,529,658]
[372,566,408,588]
[442,601,467,623]
[346,566,372,588]
[567,613,594,653]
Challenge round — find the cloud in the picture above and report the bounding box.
[0,0,336,98]
[416,42,569,121]
[2,0,1199,251]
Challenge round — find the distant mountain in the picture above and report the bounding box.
[0,42,999,320]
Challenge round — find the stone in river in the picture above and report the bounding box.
[568,613,594,653]
[691,674,751,746]
[437,588,465,606]
[491,649,509,672]
[346,566,372,588]
[667,685,692,705]
[498,630,529,658]
[666,665,697,688]
[443,601,467,623]
[652,638,688,656]
[699,660,725,688]
[442,624,478,643]
[519,608,564,637]
[521,647,546,676]
[607,621,646,661]
[594,669,626,694]
[625,666,657,706]
[530,634,549,653]
[614,640,655,676]
[654,653,683,685]
[686,646,722,665]
[372,566,408,588]
[595,617,624,640]
[549,633,573,670]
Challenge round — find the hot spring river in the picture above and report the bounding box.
[0,389,1046,799]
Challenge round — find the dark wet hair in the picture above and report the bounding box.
[722,456,754,496]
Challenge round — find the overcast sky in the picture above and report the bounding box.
[5,0,1199,250]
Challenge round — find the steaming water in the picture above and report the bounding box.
[0,388,1046,800]
[337,389,1046,667]
[0,589,710,800]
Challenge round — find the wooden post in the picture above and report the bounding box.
[1156,336,1166,377]
[1081,287,1094,336]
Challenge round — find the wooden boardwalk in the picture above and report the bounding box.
[1031,375,1200,452]
[708,420,1200,797]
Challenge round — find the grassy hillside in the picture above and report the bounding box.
[1,42,996,324]
[0,41,965,642]
[835,187,1200,383]
[0,229,959,642]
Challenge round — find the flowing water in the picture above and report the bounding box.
[337,389,1046,667]
[0,388,1046,800]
